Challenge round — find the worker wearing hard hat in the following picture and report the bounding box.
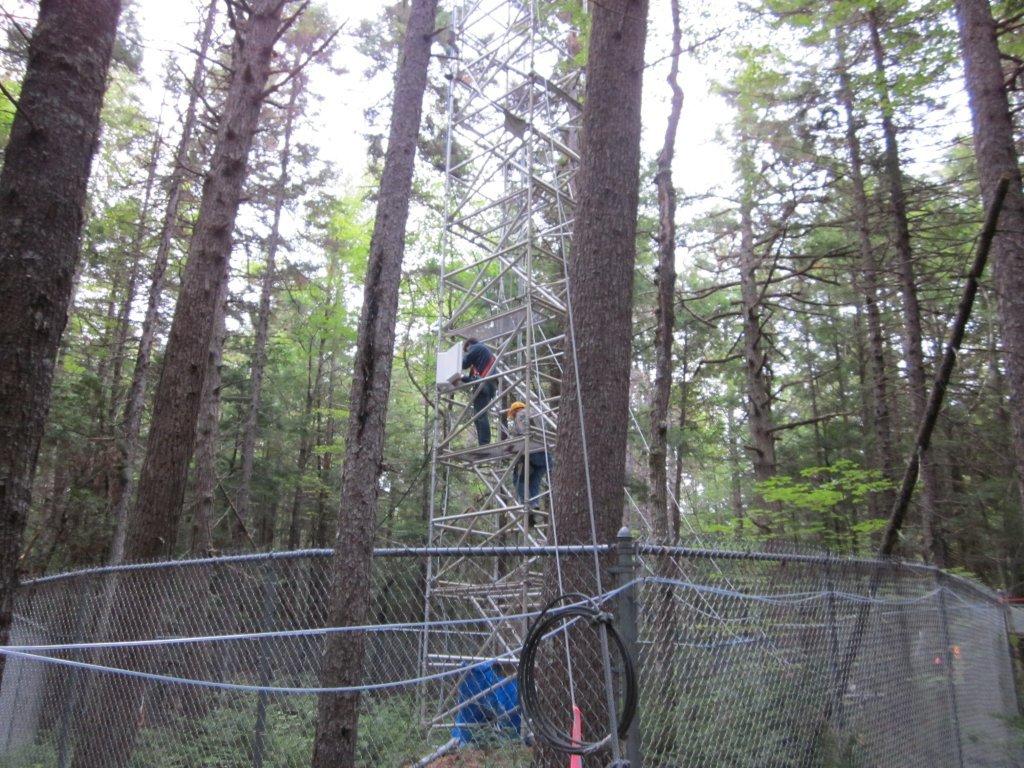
[507,401,552,527]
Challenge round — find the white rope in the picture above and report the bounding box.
[0,579,964,697]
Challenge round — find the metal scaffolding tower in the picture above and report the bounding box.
[419,0,582,731]
[417,0,661,740]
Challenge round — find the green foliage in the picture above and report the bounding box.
[355,695,432,766]
[0,79,18,148]
[0,739,56,768]
[0,696,458,768]
[545,0,590,70]
[754,461,892,548]
[758,461,892,515]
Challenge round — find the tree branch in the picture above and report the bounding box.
[767,412,851,434]
[879,174,1010,556]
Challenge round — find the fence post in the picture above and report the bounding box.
[935,572,965,768]
[823,560,842,729]
[252,563,278,768]
[2,632,26,752]
[1001,596,1023,717]
[613,526,642,768]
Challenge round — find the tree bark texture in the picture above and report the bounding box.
[648,2,683,726]
[312,358,338,548]
[106,0,218,565]
[834,27,898,510]
[71,4,284,767]
[550,0,649,548]
[955,0,1024,562]
[236,75,302,548]
[879,176,1009,555]
[105,128,162,433]
[191,280,228,556]
[648,0,682,543]
[288,338,325,549]
[122,0,283,565]
[310,0,438,764]
[0,0,123,680]
[738,193,778,502]
[541,0,648,764]
[866,7,945,563]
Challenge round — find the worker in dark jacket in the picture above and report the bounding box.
[462,337,496,445]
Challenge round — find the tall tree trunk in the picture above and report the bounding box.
[107,0,218,565]
[106,126,163,431]
[851,304,882,524]
[835,27,898,510]
[97,127,163,525]
[737,190,778,515]
[72,4,286,767]
[672,344,690,540]
[550,0,649,546]
[122,0,283,564]
[541,0,648,763]
[312,356,338,548]
[866,7,946,563]
[235,74,302,547]
[727,409,746,528]
[93,289,120,438]
[0,0,123,677]
[287,337,324,549]
[648,6,683,732]
[311,1,438,764]
[191,281,228,556]
[648,0,682,543]
[986,302,1024,590]
[955,0,1024,587]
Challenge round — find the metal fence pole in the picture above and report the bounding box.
[1000,596,1023,717]
[612,527,642,768]
[251,564,278,768]
[2,636,26,752]
[824,561,842,732]
[935,572,965,768]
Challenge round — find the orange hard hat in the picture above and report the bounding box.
[507,401,527,419]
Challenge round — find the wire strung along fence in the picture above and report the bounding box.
[0,538,1020,768]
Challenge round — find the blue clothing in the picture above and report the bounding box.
[513,450,551,508]
[451,661,521,745]
[462,342,497,445]
[471,379,496,445]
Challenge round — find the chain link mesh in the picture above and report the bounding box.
[0,545,1019,767]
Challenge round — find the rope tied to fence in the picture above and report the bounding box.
[0,575,982,698]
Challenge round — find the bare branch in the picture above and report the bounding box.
[767,413,852,434]
[263,22,344,98]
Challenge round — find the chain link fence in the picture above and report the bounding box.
[0,541,1019,767]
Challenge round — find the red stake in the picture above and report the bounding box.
[570,705,583,768]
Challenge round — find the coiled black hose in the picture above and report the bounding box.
[517,593,638,755]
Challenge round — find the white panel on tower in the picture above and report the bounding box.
[435,341,463,386]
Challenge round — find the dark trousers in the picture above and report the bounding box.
[471,379,496,445]
[513,450,551,508]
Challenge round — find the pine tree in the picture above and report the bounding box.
[0,0,123,679]
[71,2,291,765]
[955,0,1024,589]
[311,0,439,763]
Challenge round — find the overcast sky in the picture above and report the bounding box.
[133,0,735,205]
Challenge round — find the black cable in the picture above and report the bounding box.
[517,593,638,756]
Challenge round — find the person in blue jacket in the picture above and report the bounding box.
[461,337,497,445]
[451,660,521,746]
